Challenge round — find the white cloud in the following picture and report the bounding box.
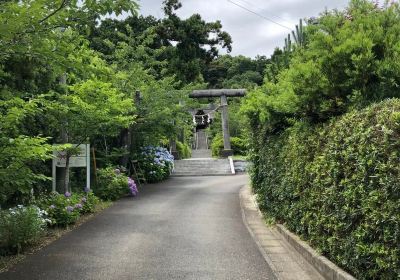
[138,0,350,57]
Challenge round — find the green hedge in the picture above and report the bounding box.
[176,141,191,159]
[249,99,400,279]
[211,134,247,157]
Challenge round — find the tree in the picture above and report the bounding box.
[158,0,232,84]
[204,55,266,89]
[243,0,400,130]
[0,0,139,199]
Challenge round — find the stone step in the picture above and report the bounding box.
[191,149,211,158]
[172,172,232,177]
[174,159,228,163]
[174,164,230,168]
[172,158,233,176]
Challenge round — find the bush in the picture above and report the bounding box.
[94,167,130,201]
[80,191,100,214]
[176,141,191,159]
[249,99,400,279]
[139,146,174,183]
[0,205,48,254]
[40,192,82,226]
[36,188,102,227]
[211,134,247,157]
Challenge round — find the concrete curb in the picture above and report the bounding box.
[240,186,324,280]
[243,185,357,280]
[239,188,281,280]
[275,225,356,280]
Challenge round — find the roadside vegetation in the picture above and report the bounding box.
[1,0,399,278]
[241,1,400,278]
[0,0,235,261]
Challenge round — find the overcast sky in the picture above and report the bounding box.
[137,0,350,58]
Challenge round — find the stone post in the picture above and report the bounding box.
[220,95,233,157]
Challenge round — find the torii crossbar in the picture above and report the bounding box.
[190,89,246,157]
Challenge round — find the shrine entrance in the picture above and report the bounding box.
[189,89,246,157]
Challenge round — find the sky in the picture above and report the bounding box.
[137,0,350,58]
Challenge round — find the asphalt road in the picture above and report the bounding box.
[1,175,276,280]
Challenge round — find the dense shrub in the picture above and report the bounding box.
[37,189,103,226]
[94,167,132,201]
[139,146,174,183]
[242,1,400,130]
[80,191,100,214]
[0,205,48,254]
[176,141,191,159]
[40,192,82,226]
[211,134,247,157]
[249,100,400,279]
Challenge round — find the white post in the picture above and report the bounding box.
[86,144,90,190]
[52,155,56,192]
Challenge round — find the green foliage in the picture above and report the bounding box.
[249,100,400,279]
[0,206,46,254]
[0,0,140,200]
[204,55,266,89]
[243,0,400,129]
[80,191,100,214]
[211,134,247,157]
[42,193,82,226]
[94,167,129,201]
[244,4,400,278]
[176,141,191,159]
[159,1,233,84]
[0,97,53,206]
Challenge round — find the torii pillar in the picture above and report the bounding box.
[189,89,246,157]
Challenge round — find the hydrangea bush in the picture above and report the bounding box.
[0,205,49,254]
[41,192,83,226]
[94,167,138,200]
[140,146,174,183]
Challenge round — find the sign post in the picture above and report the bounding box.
[52,144,90,192]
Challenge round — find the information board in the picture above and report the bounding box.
[52,144,90,192]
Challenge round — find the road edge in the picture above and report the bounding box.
[240,185,357,280]
[274,225,356,280]
[239,187,281,280]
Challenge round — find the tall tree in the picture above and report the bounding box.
[159,0,232,84]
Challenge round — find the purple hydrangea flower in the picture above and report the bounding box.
[64,191,71,198]
[128,177,138,196]
[66,206,74,213]
[81,197,87,203]
[75,203,83,209]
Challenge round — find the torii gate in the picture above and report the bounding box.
[189,89,246,157]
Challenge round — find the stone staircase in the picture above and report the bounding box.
[191,149,212,158]
[172,158,233,176]
[172,128,233,176]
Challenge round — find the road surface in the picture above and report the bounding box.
[1,175,276,280]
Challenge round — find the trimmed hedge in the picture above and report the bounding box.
[211,134,247,157]
[250,99,400,279]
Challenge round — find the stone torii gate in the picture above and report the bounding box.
[189,89,246,157]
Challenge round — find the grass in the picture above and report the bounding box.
[0,200,112,273]
[232,155,247,160]
[211,154,248,160]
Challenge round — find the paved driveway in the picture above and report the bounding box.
[1,175,275,280]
